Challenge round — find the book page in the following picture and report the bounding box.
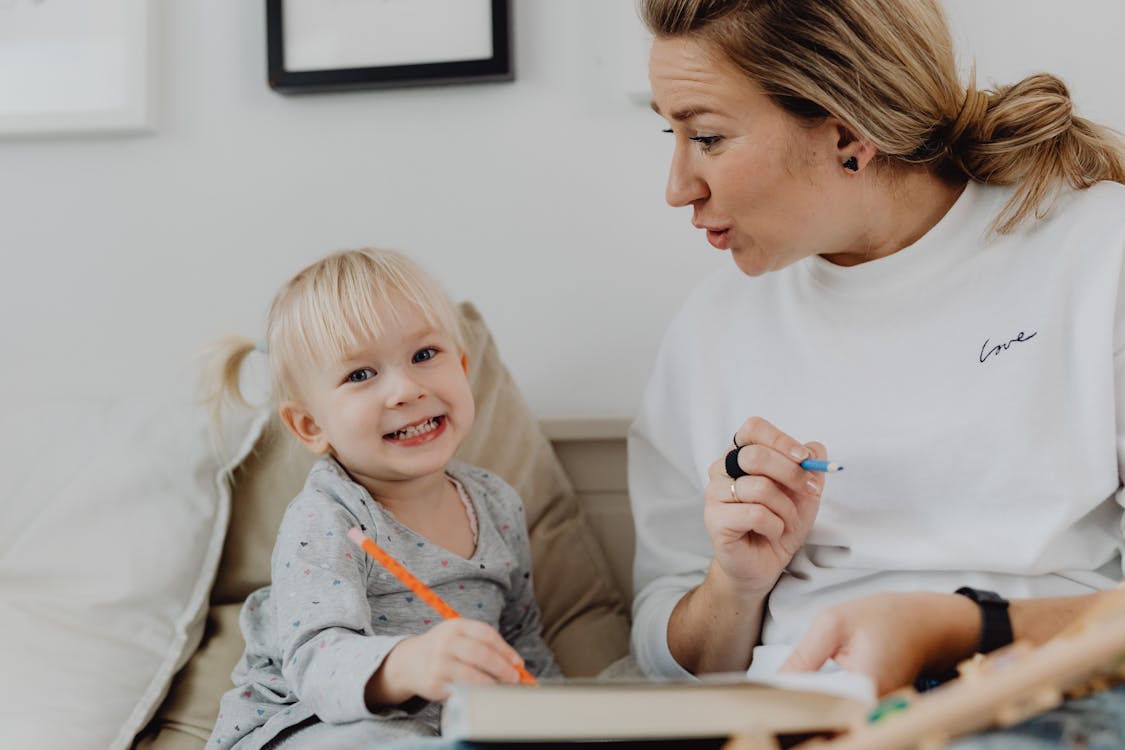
[749,669,876,705]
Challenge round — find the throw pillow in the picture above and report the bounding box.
[0,396,265,750]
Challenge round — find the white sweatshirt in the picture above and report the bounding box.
[629,180,1125,679]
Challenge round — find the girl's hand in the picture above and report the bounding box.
[703,416,826,594]
[366,619,528,706]
[779,592,979,696]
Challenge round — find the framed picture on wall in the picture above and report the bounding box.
[265,0,513,93]
[0,0,155,137]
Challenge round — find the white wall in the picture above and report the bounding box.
[2,0,1123,419]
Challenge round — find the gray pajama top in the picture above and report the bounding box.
[207,457,559,750]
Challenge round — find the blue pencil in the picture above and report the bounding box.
[800,458,844,473]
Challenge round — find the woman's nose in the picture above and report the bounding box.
[665,146,707,207]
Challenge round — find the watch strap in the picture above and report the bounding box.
[955,586,1013,654]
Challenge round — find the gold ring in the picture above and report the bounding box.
[730,480,738,501]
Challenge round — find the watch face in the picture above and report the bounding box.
[956,586,1005,604]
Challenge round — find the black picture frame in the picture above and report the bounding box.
[265,0,513,94]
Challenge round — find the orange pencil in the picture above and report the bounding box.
[346,527,537,685]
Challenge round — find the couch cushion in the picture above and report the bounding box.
[137,302,630,749]
[0,396,264,750]
[456,303,631,673]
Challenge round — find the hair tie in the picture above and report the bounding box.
[255,337,269,354]
[948,88,989,147]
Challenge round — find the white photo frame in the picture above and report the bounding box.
[0,0,156,137]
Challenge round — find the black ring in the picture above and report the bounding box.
[725,447,748,479]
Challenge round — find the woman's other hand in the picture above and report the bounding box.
[779,592,979,696]
[704,416,826,594]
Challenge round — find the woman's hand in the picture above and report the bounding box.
[779,592,980,696]
[365,619,527,707]
[704,416,826,594]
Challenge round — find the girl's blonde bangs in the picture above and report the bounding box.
[269,249,463,399]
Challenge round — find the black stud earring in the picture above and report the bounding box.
[843,156,859,172]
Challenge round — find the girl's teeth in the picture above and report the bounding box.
[393,418,438,439]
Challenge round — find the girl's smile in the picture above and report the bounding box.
[383,414,448,446]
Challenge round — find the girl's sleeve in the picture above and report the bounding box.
[494,490,561,679]
[270,490,413,722]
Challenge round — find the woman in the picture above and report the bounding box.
[629,0,1125,739]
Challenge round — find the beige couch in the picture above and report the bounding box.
[541,417,634,608]
[131,304,638,749]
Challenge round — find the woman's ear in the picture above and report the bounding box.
[279,401,330,454]
[460,352,470,375]
[833,121,878,172]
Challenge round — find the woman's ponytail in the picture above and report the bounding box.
[955,73,1125,233]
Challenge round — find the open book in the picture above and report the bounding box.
[441,670,876,742]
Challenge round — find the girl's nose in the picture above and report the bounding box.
[385,370,425,406]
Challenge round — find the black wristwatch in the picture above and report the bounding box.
[955,586,1013,654]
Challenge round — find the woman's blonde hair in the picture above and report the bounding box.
[200,248,465,434]
[641,0,1125,233]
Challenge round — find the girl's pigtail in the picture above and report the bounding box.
[198,333,260,454]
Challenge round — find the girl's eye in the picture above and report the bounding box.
[690,135,722,152]
[347,368,376,383]
[661,128,673,134]
[412,347,438,364]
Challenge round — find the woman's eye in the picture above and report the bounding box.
[690,135,722,152]
[412,347,438,363]
[347,368,375,383]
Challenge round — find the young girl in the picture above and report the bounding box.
[203,248,558,750]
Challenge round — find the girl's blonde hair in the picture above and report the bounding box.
[641,0,1125,233]
[200,248,465,433]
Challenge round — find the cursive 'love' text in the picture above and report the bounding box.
[979,331,1038,364]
